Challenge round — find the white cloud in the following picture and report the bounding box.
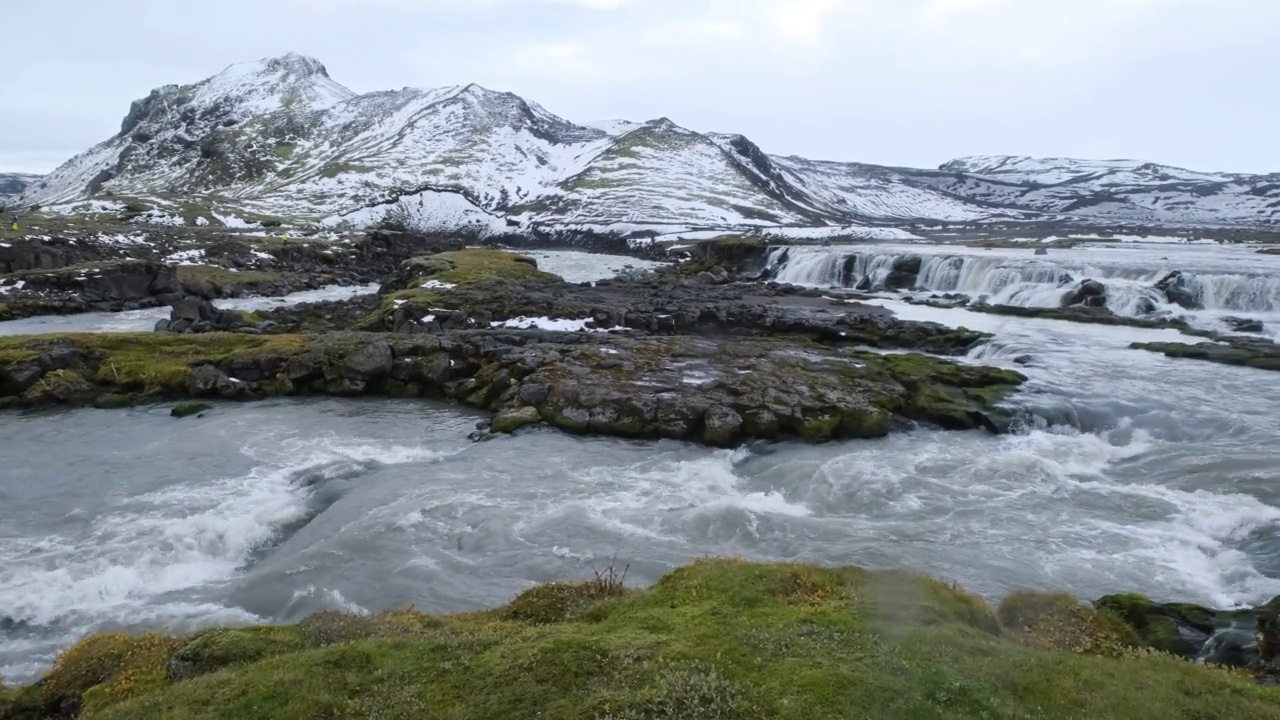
[769,0,848,41]
[3,0,1279,174]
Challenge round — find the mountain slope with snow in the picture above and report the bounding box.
[0,173,41,205]
[16,54,1280,236]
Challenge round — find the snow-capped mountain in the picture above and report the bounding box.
[911,155,1280,227]
[16,54,1280,236]
[0,173,42,205]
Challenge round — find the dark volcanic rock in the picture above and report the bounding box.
[1155,271,1202,310]
[1061,279,1108,309]
[962,302,1200,334]
[0,331,1025,446]
[1224,316,1265,334]
[883,255,923,291]
[160,298,251,333]
[687,236,770,276]
[1131,336,1280,372]
[374,272,989,357]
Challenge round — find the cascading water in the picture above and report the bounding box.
[765,244,1280,326]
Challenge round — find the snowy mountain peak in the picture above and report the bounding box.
[196,52,355,114]
[16,55,1280,233]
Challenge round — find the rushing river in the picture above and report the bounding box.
[2,243,1278,684]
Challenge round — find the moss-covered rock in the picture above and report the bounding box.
[1132,338,1280,372]
[166,627,307,682]
[490,405,543,434]
[1094,594,1218,658]
[170,401,212,418]
[680,235,770,276]
[0,331,1024,447]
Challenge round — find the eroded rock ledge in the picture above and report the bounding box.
[0,331,1024,446]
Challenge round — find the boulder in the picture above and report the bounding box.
[1155,271,1202,310]
[701,405,744,447]
[1061,279,1108,308]
[1224,316,1265,334]
[491,406,543,434]
[342,339,393,385]
[883,256,923,291]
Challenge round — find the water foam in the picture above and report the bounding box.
[0,433,457,684]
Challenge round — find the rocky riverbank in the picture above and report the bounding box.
[4,559,1280,720]
[0,223,466,321]
[0,329,1024,445]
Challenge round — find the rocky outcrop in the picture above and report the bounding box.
[684,236,771,276]
[1156,271,1201,310]
[155,299,256,334]
[1097,592,1280,679]
[0,260,180,317]
[0,331,1025,446]
[1131,336,1280,372]
[1061,279,1108,309]
[366,256,990,356]
[1224,316,1265,334]
[883,255,923,291]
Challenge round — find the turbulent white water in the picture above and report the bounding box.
[2,242,1278,685]
[766,243,1280,336]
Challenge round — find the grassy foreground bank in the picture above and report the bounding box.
[2,559,1276,720]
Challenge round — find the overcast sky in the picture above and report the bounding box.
[4,0,1278,175]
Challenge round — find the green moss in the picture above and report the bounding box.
[16,559,1280,720]
[491,406,543,434]
[273,142,296,159]
[24,368,96,404]
[1094,594,1218,657]
[405,249,563,287]
[0,332,306,398]
[797,411,841,440]
[170,402,212,418]
[167,628,308,682]
[39,632,184,717]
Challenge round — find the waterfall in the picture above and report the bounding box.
[764,245,1280,318]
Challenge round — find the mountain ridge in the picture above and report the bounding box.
[15,53,1280,237]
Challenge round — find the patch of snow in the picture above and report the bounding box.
[131,211,186,227]
[421,280,457,290]
[0,280,26,295]
[421,314,436,323]
[94,233,152,247]
[214,213,254,229]
[490,316,626,332]
[195,216,210,226]
[164,249,207,265]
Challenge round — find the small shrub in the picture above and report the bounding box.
[502,560,631,624]
[297,611,379,647]
[998,590,1143,657]
[42,632,184,716]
